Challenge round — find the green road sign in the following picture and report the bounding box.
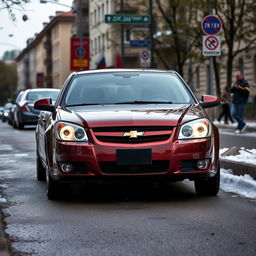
[105,14,151,24]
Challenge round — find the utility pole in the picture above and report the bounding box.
[149,0,155,68]
[120,0,125,67]
[78,0,83,71]
[208,0,214,95]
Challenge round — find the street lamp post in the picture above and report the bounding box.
[149,0,156,68]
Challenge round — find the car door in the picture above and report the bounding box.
[37,110,53,166]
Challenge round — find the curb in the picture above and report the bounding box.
[215,122,256,132]
[220,146,256,179]
[220,159,256,179]
[0,211,9,256]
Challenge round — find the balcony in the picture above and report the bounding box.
[115,0,139,13]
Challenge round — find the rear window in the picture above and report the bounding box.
[63,72,195,105]
[26,90,59,102]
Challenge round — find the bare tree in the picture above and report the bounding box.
[214,0,256,90]
[1,0,29,20]
[155,0,203,76]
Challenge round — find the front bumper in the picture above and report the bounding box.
[50,128,218,182]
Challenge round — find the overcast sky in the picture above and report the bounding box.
[0,0,73,59]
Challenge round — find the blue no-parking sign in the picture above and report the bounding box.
[201,15,222,35]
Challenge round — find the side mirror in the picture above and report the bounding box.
[34,98,55,112]
[200,95,220,108]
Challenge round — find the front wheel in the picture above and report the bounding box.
[46,171,62,200]
[194,166,220,196]
[36,153,46,181]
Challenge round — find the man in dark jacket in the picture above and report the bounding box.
[230,71,250,134]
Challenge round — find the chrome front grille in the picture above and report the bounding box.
[92,126,173,143]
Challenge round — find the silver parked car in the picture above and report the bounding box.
[12,88,60,129]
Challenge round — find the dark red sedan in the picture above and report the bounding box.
[34,69,220,200]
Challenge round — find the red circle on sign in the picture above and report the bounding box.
[201,15,222,35]
[141,50,150,60]
[205,36,219,50]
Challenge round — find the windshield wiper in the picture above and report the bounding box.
[114,101,173,104]
[65,103,101,107]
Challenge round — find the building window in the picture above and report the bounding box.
[106,30,110,48]
[91,40,93,56]
[102,3,104,20]
[124,28,132,43]
[106,0,109,14]
[102,33,105,50]
[98,35,101,52]
[94,9,96,26]
[95,38,97,54]
[254,54,256,83]
[98,6,100,23]
[90,12,93,27]
[238,57,244,74]
[196,66,200,90]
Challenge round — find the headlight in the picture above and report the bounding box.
[55,122,88,142]
[178,118,211,140]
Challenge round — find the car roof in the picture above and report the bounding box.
[24,88,60,93]
[74,68,177,76]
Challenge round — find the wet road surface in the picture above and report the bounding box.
[0,122,255,256]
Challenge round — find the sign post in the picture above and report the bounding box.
[140,49,151,68]
[201,15,222,97]
[70,38,90,71]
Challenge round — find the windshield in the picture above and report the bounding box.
[63,72,195,106]
[26,90,59,102]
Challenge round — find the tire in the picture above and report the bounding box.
[46,170,62,200]
[36,153,46,181]
[194,165,220,196]
[16,120,24,129]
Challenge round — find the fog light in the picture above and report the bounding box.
[61,163,73,173]
[196,159,209,170]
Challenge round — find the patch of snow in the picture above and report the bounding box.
[0,184,8,188]
[219,148,229,155]
[0,196,7,203]
[0,144,13,151]
[220,148,256,165]
[220,169,256,200]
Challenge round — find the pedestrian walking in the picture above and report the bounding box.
[217,87,234,124]
[230,71,250,134]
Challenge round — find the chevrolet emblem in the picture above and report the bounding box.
[123,130,144,138]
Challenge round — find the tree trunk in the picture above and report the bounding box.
[226,50,234,96]
[213,57,221,98]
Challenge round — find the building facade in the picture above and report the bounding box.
[16,11,75,91]
[89,0,149,69]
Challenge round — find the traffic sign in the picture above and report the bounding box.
[130,40,151,48]
[202,36,221,56]
[201,15,222,35]
[140,49,151,67]
[76,48,85,58]
[105,14,151,24]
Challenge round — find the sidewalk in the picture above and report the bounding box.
[214,119,256,133]
[215,119,256,179]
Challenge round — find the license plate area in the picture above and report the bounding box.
[116,149,152,166]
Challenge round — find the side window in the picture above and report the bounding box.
[16,92,24,103]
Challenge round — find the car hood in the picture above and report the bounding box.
[58,104,206,128]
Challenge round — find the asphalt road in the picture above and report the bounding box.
[0,122,255,256]
[219,127,256,149]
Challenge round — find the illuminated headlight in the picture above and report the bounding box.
[4,112,8,117]
[178,118,211,140]
[55,122,88,142]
